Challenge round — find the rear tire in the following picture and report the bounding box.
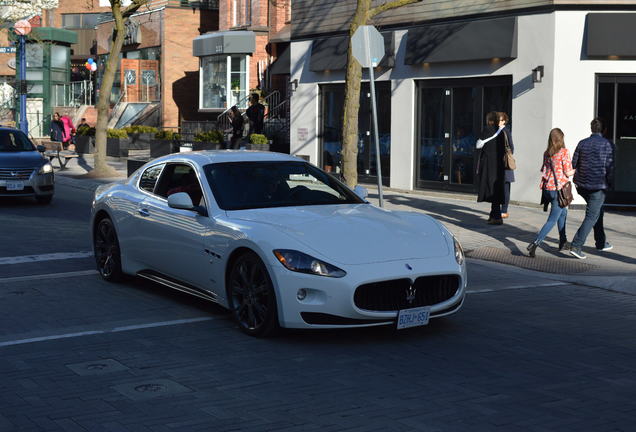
[227,251,279,337]
[35,195,53,205]
[94,217,124,282]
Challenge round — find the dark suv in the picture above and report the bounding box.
[0,127,54,204]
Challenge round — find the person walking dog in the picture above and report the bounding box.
[569,118,615,260]
[527,128,575,257]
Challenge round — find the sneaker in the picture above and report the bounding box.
[527,242,538,258]
[569,247,587,260]
[596,242,613,252]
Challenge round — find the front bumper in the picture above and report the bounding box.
[0,169,54,197]
[270,256,467,329]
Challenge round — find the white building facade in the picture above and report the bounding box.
[289,5,636,206]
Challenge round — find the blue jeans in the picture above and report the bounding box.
[534,190,567,244]
[571,188,606,249]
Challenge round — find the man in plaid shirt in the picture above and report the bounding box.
[569,118,615,259]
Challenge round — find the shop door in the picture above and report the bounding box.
[417,77,511,191]
[597,76,636,205]
[319,82,391,185]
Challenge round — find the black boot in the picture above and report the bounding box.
[558,237,568,251]
[527,242,538,258]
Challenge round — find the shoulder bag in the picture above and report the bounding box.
[503,130,516,170]
[549,158,573,208]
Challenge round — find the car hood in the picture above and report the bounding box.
[0,151,45,168]
[226,204,450,265]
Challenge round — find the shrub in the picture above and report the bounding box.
[154,130,181,140]
[249,133,268,145]
[77,126,95,136]
[107,128,129,139]
[194,130,224,143]
[123,125,158,134]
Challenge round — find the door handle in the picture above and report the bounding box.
[138,208,150,217]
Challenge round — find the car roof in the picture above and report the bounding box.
[151,150,305,166]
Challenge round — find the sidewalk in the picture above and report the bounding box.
[53,155,636,294]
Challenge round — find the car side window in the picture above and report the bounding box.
[155,163,205,206]
[139,164,164,193]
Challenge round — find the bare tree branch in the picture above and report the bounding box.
[369,0,422,19]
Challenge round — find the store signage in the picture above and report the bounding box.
[0,47,16,53]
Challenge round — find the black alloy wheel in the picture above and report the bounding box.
[94,218,124,282]
[228,252,278,337]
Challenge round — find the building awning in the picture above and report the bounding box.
[405,17,517,65]
[269,45,290,75]
[309,32,394,72]
[193,31,255,57]
[586,13,636,57]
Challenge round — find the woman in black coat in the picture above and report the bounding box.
[229,106,244,149]
[498,112,514,218]
[50,112,65,142]
[476,111,506,224]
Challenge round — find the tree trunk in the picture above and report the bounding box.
[340,0,422,188]
[341,0,371,188]
[90,3,126,178]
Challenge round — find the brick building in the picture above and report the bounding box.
[193,0,291,113]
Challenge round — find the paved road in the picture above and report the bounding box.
[1,184,635,431]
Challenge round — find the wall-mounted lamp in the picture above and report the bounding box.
[532,65,544,83]
[290,78,299,92]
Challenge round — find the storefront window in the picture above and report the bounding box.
[319,82,391,183]
[51,45,68,69]
[200,55,249,110]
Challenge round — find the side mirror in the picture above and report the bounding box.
[167,192,195,210]
[37,145,45,153]
[353,185,368,200]
[167,192,208,216]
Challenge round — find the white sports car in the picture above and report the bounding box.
[91,151,467,336]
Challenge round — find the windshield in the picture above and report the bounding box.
[0,130,35,152]
[204,161,365,210]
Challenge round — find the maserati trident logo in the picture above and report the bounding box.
[11,171,17,177]
[405,284,417,304]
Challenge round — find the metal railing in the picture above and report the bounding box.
[53,80,94,107]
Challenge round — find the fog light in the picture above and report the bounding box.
[297,289,307,301]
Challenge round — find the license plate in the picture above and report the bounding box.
[397,306,430,330]
[6,181,24,191]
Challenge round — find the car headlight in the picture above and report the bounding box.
[453,237,465,266]
[273,249,346,278]
[39,163,53,174]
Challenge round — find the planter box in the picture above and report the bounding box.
[127,158,150,177]
[106,137,130,158]
[128,133,153,150]
[150,139,177,158]
[192,141,223,151]
[75,135,94,154]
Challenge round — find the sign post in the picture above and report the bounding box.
[351,25,385,207]
[14,20,32,135]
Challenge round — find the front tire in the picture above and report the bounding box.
[94,217,124,282]
[228,252,279,337]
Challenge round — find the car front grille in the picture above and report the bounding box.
[354,275,460,312]
[0,168,34,180]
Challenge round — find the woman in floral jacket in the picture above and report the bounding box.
[527,128,575,257]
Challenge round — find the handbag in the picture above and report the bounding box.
[548,158,573,208]
[503,130,516,170]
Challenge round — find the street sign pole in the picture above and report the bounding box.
[18,34,28,135]
[352,25,385,207]
[367,59,383,208]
